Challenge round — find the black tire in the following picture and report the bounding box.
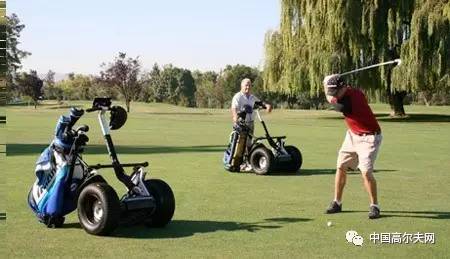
[249,146,274,175]
[284,145,303,172]
[144,179,175,227]
[77,182,120,236]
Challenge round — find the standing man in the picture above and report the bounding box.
[231,78,272,170]
[323,74,383,219]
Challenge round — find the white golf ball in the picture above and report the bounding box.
[327,221,333,227]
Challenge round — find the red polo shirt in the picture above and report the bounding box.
[331,87,380,135]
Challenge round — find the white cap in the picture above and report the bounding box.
[323,74,343,88]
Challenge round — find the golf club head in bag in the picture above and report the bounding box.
[53,107,84,152]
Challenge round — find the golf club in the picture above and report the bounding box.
[339,59,401,76]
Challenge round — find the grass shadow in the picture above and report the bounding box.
[343,210,450,220]
[7,143,226,156]
[147,112,213,116]
[321,113,450,123]
[375,113,450,123]
[111,217,312,239]
[60,222,82,229]
[268,169,335,176]
[59,217,312,238]
[264,217,312,223]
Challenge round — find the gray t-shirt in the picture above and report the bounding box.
[231,92,260,122]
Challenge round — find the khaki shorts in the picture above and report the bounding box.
[337,130,382,173]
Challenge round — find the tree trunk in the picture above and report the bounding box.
[287,95,296,109]
[126,99,131,112]
[421,91,432,106]
[385,60,406,117]
[387,90,407,117]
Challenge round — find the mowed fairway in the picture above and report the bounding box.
[2,101,450,258]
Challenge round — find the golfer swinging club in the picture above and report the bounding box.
[231,78,272,171]
[323,74,383,219]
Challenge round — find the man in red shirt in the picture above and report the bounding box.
[323,74,383,219]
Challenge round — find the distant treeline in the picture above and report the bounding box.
[9,60,450,111]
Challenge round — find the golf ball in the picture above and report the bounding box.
[327,221,332,227]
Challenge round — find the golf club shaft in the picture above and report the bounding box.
[339,59,401,76]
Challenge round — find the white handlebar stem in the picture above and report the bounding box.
[98,109,110,136]
[256,109,263,122]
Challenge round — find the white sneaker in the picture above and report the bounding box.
[240,163,253,172]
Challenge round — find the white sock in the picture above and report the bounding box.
[334,200,342,206]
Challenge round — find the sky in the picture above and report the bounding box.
[8,0,280,75]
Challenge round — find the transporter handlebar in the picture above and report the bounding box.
[89,161,149,170]
[254,101,266,110]
[86,107,100,113]
[86,106,111,113]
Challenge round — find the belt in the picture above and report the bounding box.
[354,130,381,136]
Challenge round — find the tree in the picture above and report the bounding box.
[6,13,31,99]
[194,71,220,108]
[54,74,94,100]
[160,65,180,105]
[177,69,196,107]
[99,52,141,112]
[42,70,64,100]
[218,64,263,103]
[390,0,450,113]
[16,70,43,108]
[146,64,196,106]
[148,63,166,102]
[43,70,55,87]
[264,0,450,116]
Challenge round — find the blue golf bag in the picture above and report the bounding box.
[27,108,86,227]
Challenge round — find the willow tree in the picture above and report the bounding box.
[391,0,450,110]
[264,0,450,116]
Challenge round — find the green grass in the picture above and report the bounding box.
[2,101,450,258]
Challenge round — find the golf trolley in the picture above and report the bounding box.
[28,98,175,235]
[223,101,302,175]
